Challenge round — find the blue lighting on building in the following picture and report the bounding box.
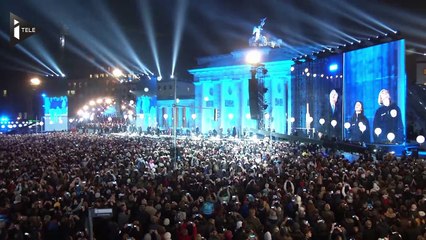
[103,105,117,116]
[329,64,338,72]
[135,95,157,130]
[0,116,9,123]
[190,49,293,135]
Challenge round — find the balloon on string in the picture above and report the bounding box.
[344,122,350,129]
[387,132,395,142]
[359,124,366,133]
[374,128,382,136]
[416,135,425,144]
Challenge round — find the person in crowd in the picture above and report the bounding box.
[0,132,424,240]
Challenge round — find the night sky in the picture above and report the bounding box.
[0,0,425,84]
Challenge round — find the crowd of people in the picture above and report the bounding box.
[0,132,425,240]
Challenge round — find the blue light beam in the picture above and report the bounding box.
[0,31,57,75]
[140,0,162,78]
[171,0,189,76]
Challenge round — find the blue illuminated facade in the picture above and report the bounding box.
[135,95,158,130]
[156,99,195,131]
[189,48,293,135]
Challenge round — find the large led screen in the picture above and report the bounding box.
[343,40,406,144]
[291,54,344,140]
[135,95,157,130]
[43,96,68,131]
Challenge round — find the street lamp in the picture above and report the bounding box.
[29,77,42,126]
[112,68,123,78]
[245,49,262,65]
[191,113,196,130]
[163,113,168,129]
[30,77,41,86]
[264,113,270,120]
[246,49,267,131]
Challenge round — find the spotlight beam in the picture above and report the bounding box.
[17,45,58,75]
[335,1,397,33]
[171,0,189,77]
[406,41,426,51]
[140,0,162,77]
[19,2,118,72]
[67,42,111,73]
[406,49,426,56]
[28,38,64,76]
[320,1,386,35]
[95,1,153,73]
[68,27,133,73]
[0,30,58,75]
[25,0,151,75]
[0,52,51,75]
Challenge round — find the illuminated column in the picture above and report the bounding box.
[182,106,186,128]
[235,79,243,137]
[213,81,221,131]
[220,81,228,131]
[194,81,202,133]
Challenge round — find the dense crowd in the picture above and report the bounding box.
[0,132,425,240]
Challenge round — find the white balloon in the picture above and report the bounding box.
[416,135,425,144]
[331,120,337,127]
[374,128,382,136]
[359,124,366,133]
[344,122,351,129]
[390,109,397,118]
[387,132,395,142]
[319,118,325,125]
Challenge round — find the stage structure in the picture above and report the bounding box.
[248,61,269,130]
[344,40,406,144]
[291,39,406,145]
[291,54,343,139]
[135,96,157,131]
[43,95,68,132]
[131,75,158,131]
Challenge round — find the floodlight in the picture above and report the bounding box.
[112,68,123,78]
[30,78,41,86]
